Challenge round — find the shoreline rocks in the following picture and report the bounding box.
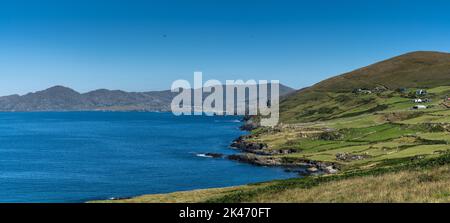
[227,153,283,166]
[230,136,297,155]
[227,153,339,175]
[239,116,260,131]
[227,120,340,175]
[230,136,267,152]
[197,153,225,159]
[204,153,224,158]
[207,119,341,175]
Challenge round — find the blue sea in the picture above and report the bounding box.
[0,112,296,203]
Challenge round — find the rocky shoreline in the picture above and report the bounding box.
[227,135,339,175]
[197,117,340,175]
[218,117,340,175]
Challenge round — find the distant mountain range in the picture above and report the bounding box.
[0,84,295,112]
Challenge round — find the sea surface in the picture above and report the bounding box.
[0,112,296,203]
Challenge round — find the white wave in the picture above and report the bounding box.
[196,153,213,158]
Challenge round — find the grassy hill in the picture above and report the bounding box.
[94,51,450,203]
[311,51,450,91]
[280,51,450,123]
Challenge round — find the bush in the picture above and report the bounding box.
[318,131,343,140]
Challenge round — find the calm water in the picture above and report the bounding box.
[0,112,296,203]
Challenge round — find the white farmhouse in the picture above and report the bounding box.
[413,105,427,109]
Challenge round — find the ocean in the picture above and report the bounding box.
[0,112,296,203]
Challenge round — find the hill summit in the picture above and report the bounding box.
[312,51,450,92]
[280,51,450,122]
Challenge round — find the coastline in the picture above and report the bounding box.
[224,117,339,175]
[90,117,337,203]
[227,134,339,175]
[88,83,450,203]
[4,112,298,203]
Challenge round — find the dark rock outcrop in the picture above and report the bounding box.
[335,153,370,162]
[240,116,260,131]
[227,153,339,174]
[229,133,340,174]
[204,153,224,158]
[227,154,283,166]
[230,136,267,152]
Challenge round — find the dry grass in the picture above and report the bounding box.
[93,165,450,203]
[251,166,450,203]
[90,186,252,203]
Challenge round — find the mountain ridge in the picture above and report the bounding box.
[0,84,294,112]
[306,51,450,92]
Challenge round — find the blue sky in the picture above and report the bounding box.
[1,0,450,95]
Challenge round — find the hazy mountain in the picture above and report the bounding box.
[0,84,294,112]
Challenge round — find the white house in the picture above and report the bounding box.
[413,105,427,109]
[413,99,423,103]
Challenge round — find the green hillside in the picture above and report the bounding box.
[280,51,450,123]
[312,51,450,91]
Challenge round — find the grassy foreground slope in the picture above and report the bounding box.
[94,51,450,203]
[94,154,450,203]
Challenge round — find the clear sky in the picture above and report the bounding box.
[1,0,450,95]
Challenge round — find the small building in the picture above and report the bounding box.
[413,98,432,103]
[416,89,427,96]
[352,88,372,94]
[373,86,387,92]
[397,88,408,93]
[413,105,427,110]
